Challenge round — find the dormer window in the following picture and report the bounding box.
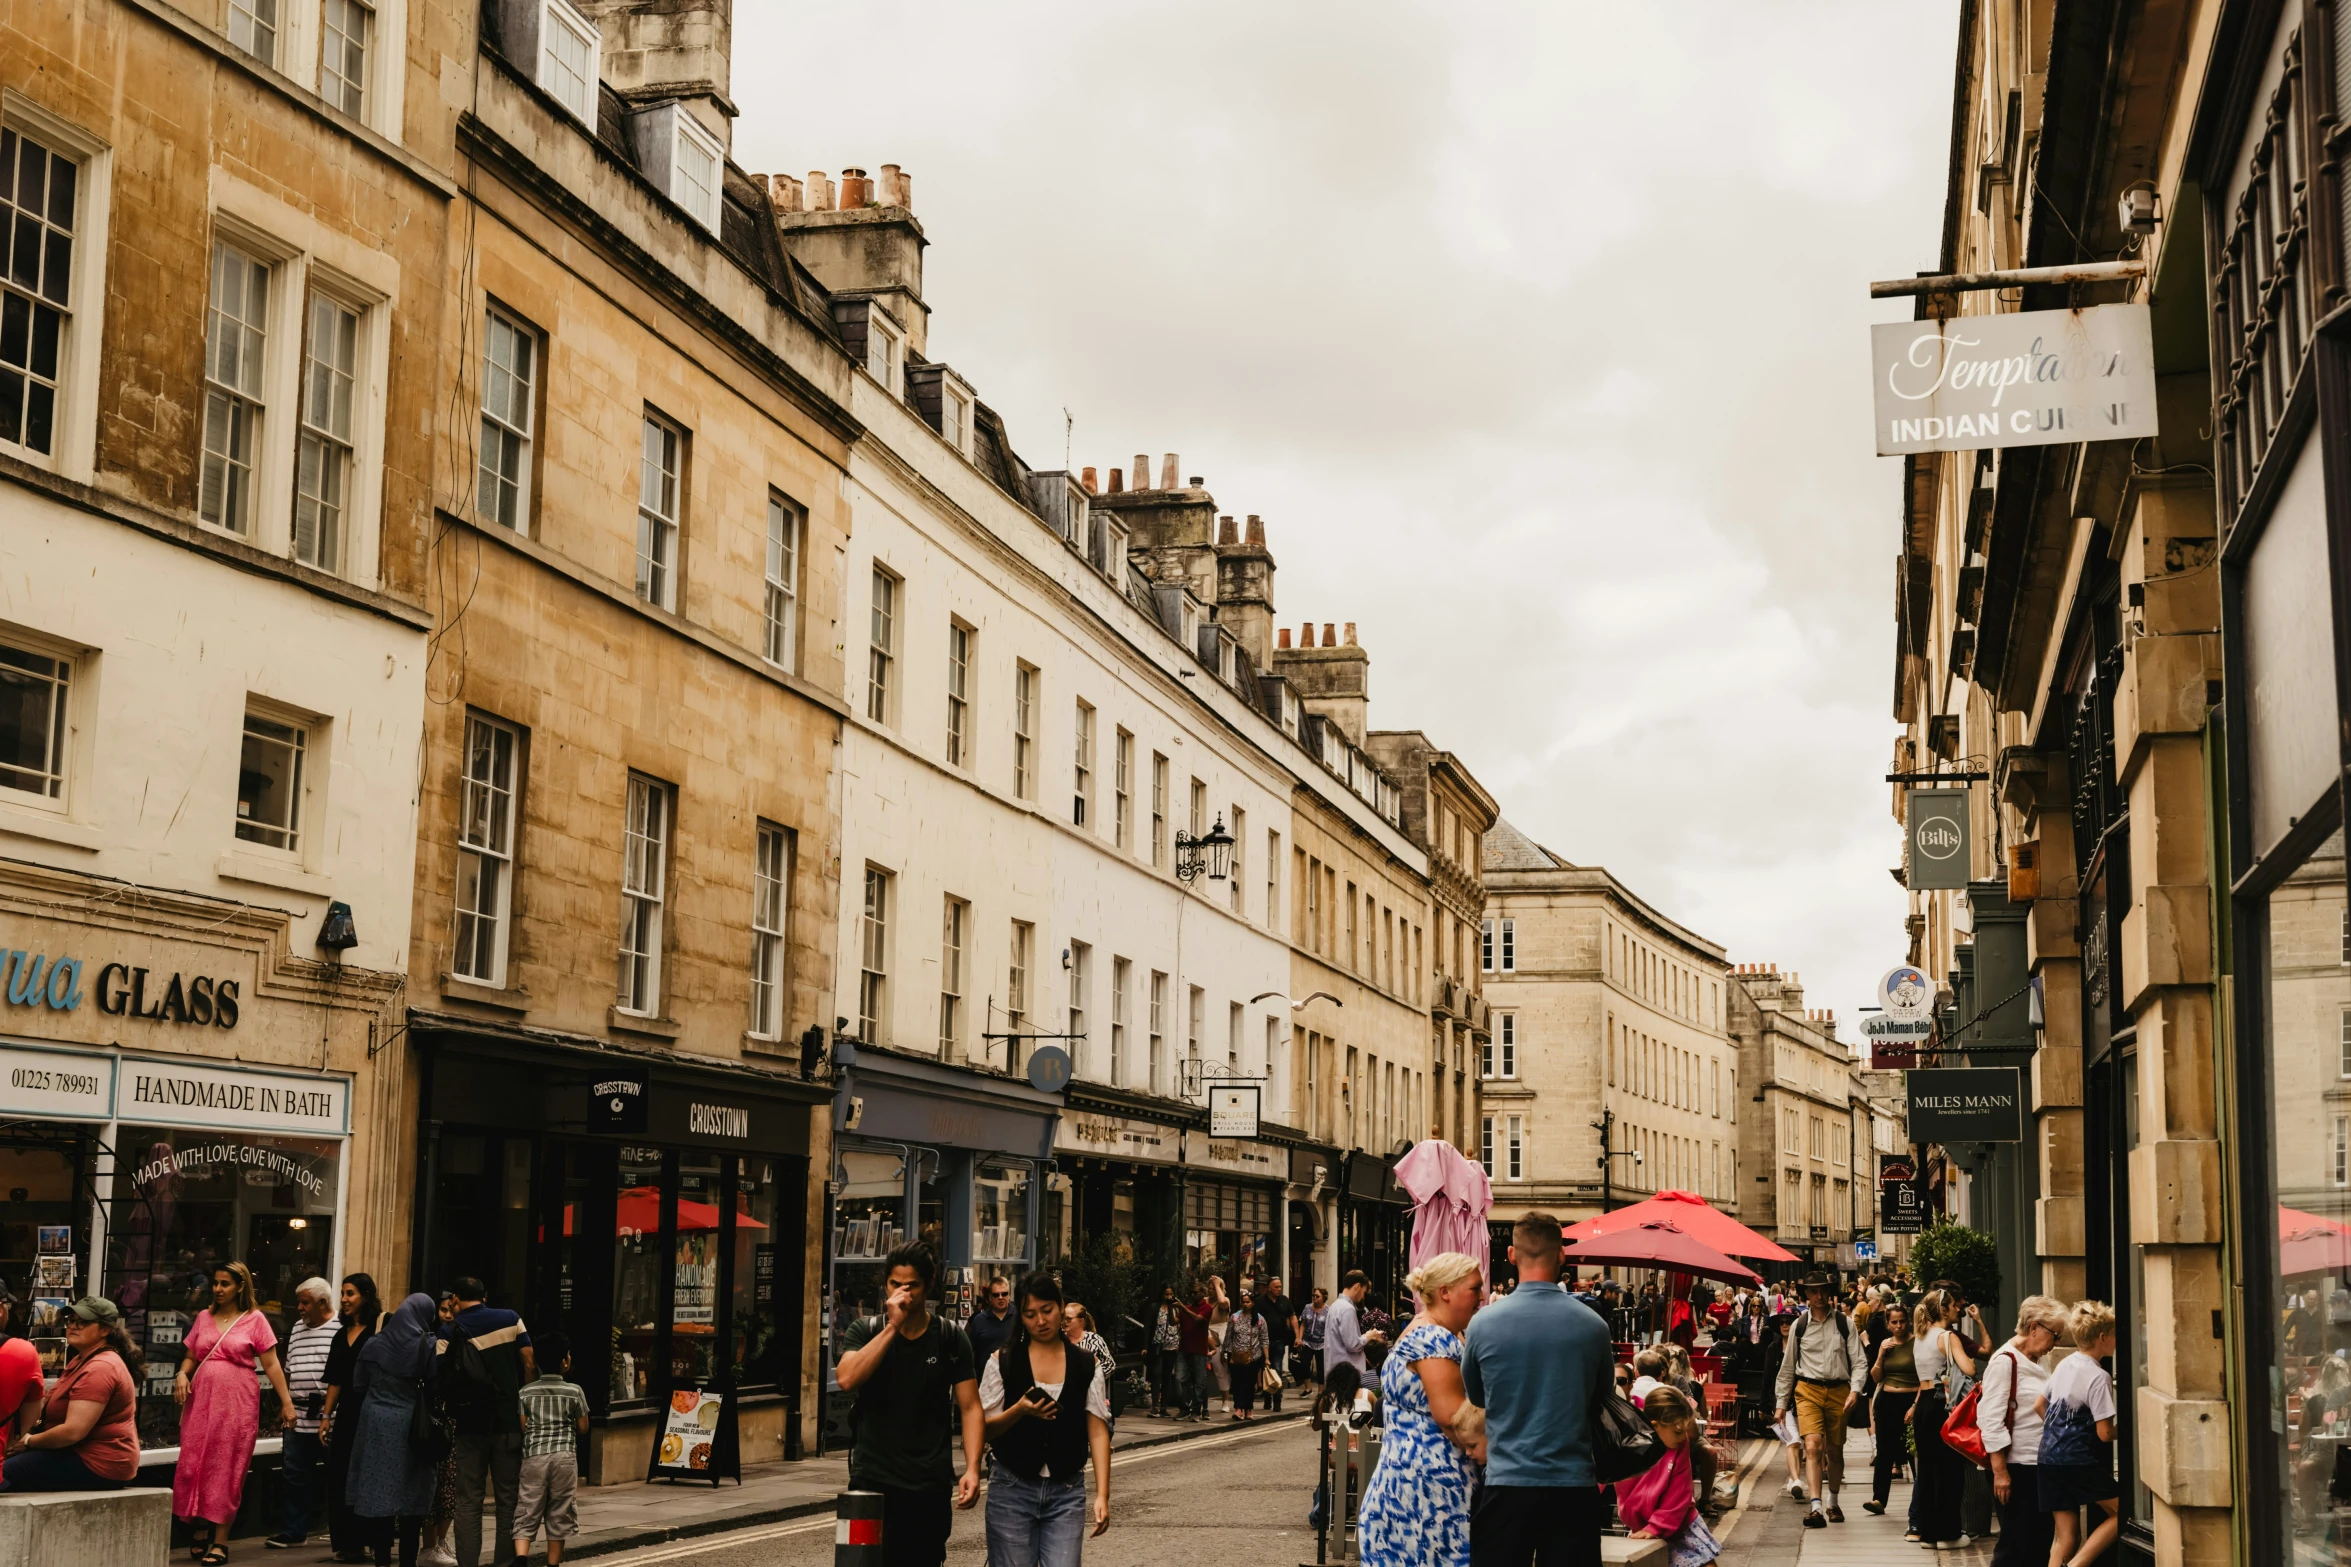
[535,0,600,125]
[941,386,970,454]
[668,114,723,233]
[866,311,903,394]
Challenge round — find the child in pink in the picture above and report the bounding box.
[1616,1388,1720,1567]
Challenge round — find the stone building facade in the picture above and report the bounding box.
[1727,967,1857,1271]
[1477,822,1738,1238]
[0,0,451,1453]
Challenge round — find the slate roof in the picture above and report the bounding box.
[1483,817,1573,873]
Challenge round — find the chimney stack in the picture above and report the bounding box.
[1106,467,1124,494]
[806,171,835,211]
[878,163,911,208]
[1133,455,1150,492]
[1081,466,1098,493]
[1245,515,1265,547]
[1218,516,1238,545]
[839,168,874,207]
[1160,454,1180,490]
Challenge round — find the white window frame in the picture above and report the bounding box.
[865,308,904,395]
[452,712,520,986]
[1068,941,1091,1075]
[0,632,75,811]
[940,384,971,456]
[1480,1115,1495,1178]
[857,865,892,1042]
[536,0,600,126]
[765,495,801,671]
[1007,920,1033,1040]
[1481,918,1494,973]
[317,0,374,118]
[1148,971,1166,1096]
[1110,957,1129,1088]
[668,110,724,234]
[1266,832,1281,930]
[1149,752,1167,867]
[201,240,275,538]
[1506,1115,1524,1181]
[1229,806,1246,914]
[938,894,967,1057]
[2336,1116,2349,1188]
[0,108,106,476]
[865,566,899,725]
[636,412,683,610]
[749,821,790,1041]
[1498,1013,1516,1079]
[1112,729,1131,848]
[234,702,311,856]
[1013,664,1037,800]
[945,621,972,767]
[1073,701,1094,828]
[477,305,537,530]
[228,0,281,65]
[293,287,361,574]
[2340,1005,2351,1080]
[616,773,669,1016]
[1499,917,1515,972]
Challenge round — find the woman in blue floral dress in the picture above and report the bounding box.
[1357,1253,1483,1567]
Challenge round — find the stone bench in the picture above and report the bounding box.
[0,1489,170,1567]
[1600,1536,1667,1565]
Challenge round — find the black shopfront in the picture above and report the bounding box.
[1337,1150,1410,1318]
[410,1020,823,1478]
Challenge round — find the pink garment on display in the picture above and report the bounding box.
[172,1308,278,1525]
[1396,1138,1493,1298]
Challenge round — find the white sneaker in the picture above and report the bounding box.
[418,1549,456,1567]
[1787,1481,1806,1500]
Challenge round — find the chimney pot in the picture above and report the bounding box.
[840,168,874,208]
[1081,467,1098,493]
[769,173,804,212]
[1322,623,1336,646]
[1160,454,1179,490]
[1246,515,1265,546]
[1300,622,1316,648]
[1343,622,1358,646]
[878,163,911,208]
[1218,516,1238,545]
[1107,468,1124,494]
[808,172,835,211]
[1188,476,1202,487]
[1278,628,1293,650]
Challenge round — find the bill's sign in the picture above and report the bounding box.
[1871,304,2159,456]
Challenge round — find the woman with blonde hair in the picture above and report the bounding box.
[174,1261,297,1564]
[1356,1252,1482,1567]
[2038,1301,2120,1567]
[1977,1294,2068,1567]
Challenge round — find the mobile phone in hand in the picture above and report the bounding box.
[1024,1387,1058,1414]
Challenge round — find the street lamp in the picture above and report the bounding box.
[1174,814,1234,883]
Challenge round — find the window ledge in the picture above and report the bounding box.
[215,851,333,899]
[609,1007,682,1041]
[0,804,102,853]
[443,974,530,1014]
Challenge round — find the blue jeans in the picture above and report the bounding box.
[280,1428,324,1539]
[1177,1352,1208,1414]
[983,1470,1089,1567]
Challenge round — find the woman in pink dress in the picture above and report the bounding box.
[174,1262,296,1564]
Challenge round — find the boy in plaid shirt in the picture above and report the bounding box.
[511,1334,589,1567]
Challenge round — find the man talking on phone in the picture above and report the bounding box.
[979,1272,1112,1564]
[836,1243,984,1567]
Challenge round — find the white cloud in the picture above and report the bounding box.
[733,0,1959,1030]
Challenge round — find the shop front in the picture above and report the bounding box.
[1337,1151,1410,1318]
[408,1017,825,1481]
[824,1041,1059,1447]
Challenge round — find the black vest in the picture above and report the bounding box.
[991,1340,1096,1484]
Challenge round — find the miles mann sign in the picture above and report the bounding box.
[1871,304,2159,456]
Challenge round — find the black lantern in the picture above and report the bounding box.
[1174,814,1236,883]
[317,901,359,952]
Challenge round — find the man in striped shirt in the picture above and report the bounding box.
[268,1278,339,1548]
[513,1335,589,1567]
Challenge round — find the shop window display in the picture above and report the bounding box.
[731,1159,782,1388]
[612,1146,664,1405]
[671,1154,722,1387]
[831,1146,907,1329]
[973,1163,1029,1266]
[109,1126,340,1446]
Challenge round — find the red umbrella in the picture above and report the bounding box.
[2281,1206,2351,1277]
[1562,1219,1761,1287]
[1562,1189,1801,1263]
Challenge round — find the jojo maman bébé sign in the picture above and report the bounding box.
[1871,303,2159,455]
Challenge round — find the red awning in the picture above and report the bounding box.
[559,1188,769,1237]
[1561,1190,1802,1263]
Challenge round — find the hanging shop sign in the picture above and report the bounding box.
[1879,965,1935,1024]
[1906,1067,2023,1144]
[1879,1155,1927,1234]
[1207,1085,1260,1139]
[1906,790,1972,892]
[1865,1017,1929,1070]
[1871,303,2159,456]
[1025,1046,1073,1094]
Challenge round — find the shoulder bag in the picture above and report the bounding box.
[1592,1384,1663,1484]
[1939,1345,2012,1470]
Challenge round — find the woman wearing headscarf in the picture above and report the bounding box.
[346,1294,444,1567]
[318,1274,383,1563]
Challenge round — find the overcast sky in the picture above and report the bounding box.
[734,2,1962,1040]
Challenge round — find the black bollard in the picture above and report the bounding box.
[835,1490,885,1567]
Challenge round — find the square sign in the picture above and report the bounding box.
[1855,1239,1879,1262]
[1908,1067,2024,1143]
[1207,1085,1259,1139]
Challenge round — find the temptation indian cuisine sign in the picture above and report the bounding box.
[1870,304,2159,455]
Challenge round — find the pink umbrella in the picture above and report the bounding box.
[1396,1139,1493,1299]
[1562,1189,1802,1263]
[1562,1219,1761,1287]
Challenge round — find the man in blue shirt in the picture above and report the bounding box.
[1463,1213,1613,1567]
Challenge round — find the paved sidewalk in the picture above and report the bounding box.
[258,1403,1308,1565]
[1772,1426,1992,1566]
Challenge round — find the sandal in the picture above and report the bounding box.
[200,1548,229,1566]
